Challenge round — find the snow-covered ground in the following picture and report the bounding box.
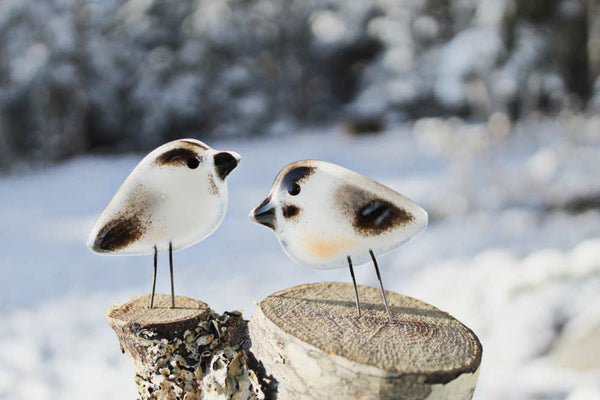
[1,115,600,400]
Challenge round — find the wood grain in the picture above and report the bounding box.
[249,282,482,400]
[107,294,265,400]
[108,294,211,338]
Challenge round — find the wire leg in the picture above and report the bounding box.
[347,256,361,318]
[150,246,157,309]
[169,242,175,308]
[370,249,393,323]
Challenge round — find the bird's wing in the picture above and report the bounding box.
[90,213,147,253]
[335,183,417,237]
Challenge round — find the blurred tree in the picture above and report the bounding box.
[0,0,597,170]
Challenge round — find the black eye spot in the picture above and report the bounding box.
[187,157,199,169]
[281,166,314,196]
[289,183,301,196]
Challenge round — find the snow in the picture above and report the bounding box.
[435,27,503,107]
[310,10,348,45]
[1,117,600,399]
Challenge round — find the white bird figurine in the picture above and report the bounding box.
[249,160,427,322]
[87,139,241,308]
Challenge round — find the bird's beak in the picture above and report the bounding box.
[249,197,276,230]
[214,151,241,180]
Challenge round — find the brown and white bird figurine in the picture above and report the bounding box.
[249,160,427,322]
[87,139,241,308]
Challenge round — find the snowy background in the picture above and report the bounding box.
[2,0,600,399]
[2,116,600,400]
[2,0,600,170]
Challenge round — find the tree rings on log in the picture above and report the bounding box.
[107,294,265,400]
[249,282,482,400]
[108,294,211,340]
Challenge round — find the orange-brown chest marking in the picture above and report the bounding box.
[301,232,356,259]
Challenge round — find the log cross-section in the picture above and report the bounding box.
[107,294,265,400]
[248,282,482,400]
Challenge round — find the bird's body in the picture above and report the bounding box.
[249,160,427,321]
[251,160,428,268]
[87,138,240,307]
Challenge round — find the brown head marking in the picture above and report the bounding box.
[280,166,315,196]
[155,147,200,167]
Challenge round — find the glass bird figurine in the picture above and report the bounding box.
[249,160,427,322]
[87,139,241,308]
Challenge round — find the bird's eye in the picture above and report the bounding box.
[289,183,301,196]
[187,158,200,169]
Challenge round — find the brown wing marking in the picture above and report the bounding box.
[336,184,414,236]
[93,214,147,252]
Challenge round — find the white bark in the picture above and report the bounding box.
[107,285,482,400]
[248,282,482,400]
[107,294,265,400]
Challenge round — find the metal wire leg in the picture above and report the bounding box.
[370,249,393,323]
[347,256,362,318]
[169,242,175,308]
[150,246,157,308]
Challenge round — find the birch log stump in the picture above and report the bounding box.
[107,294,266,400]
[108,285,482,400]
[249,282,482,400]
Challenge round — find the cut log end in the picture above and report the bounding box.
[108,294,211,339]
[249,282,482,400]
[107,294,265,400]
